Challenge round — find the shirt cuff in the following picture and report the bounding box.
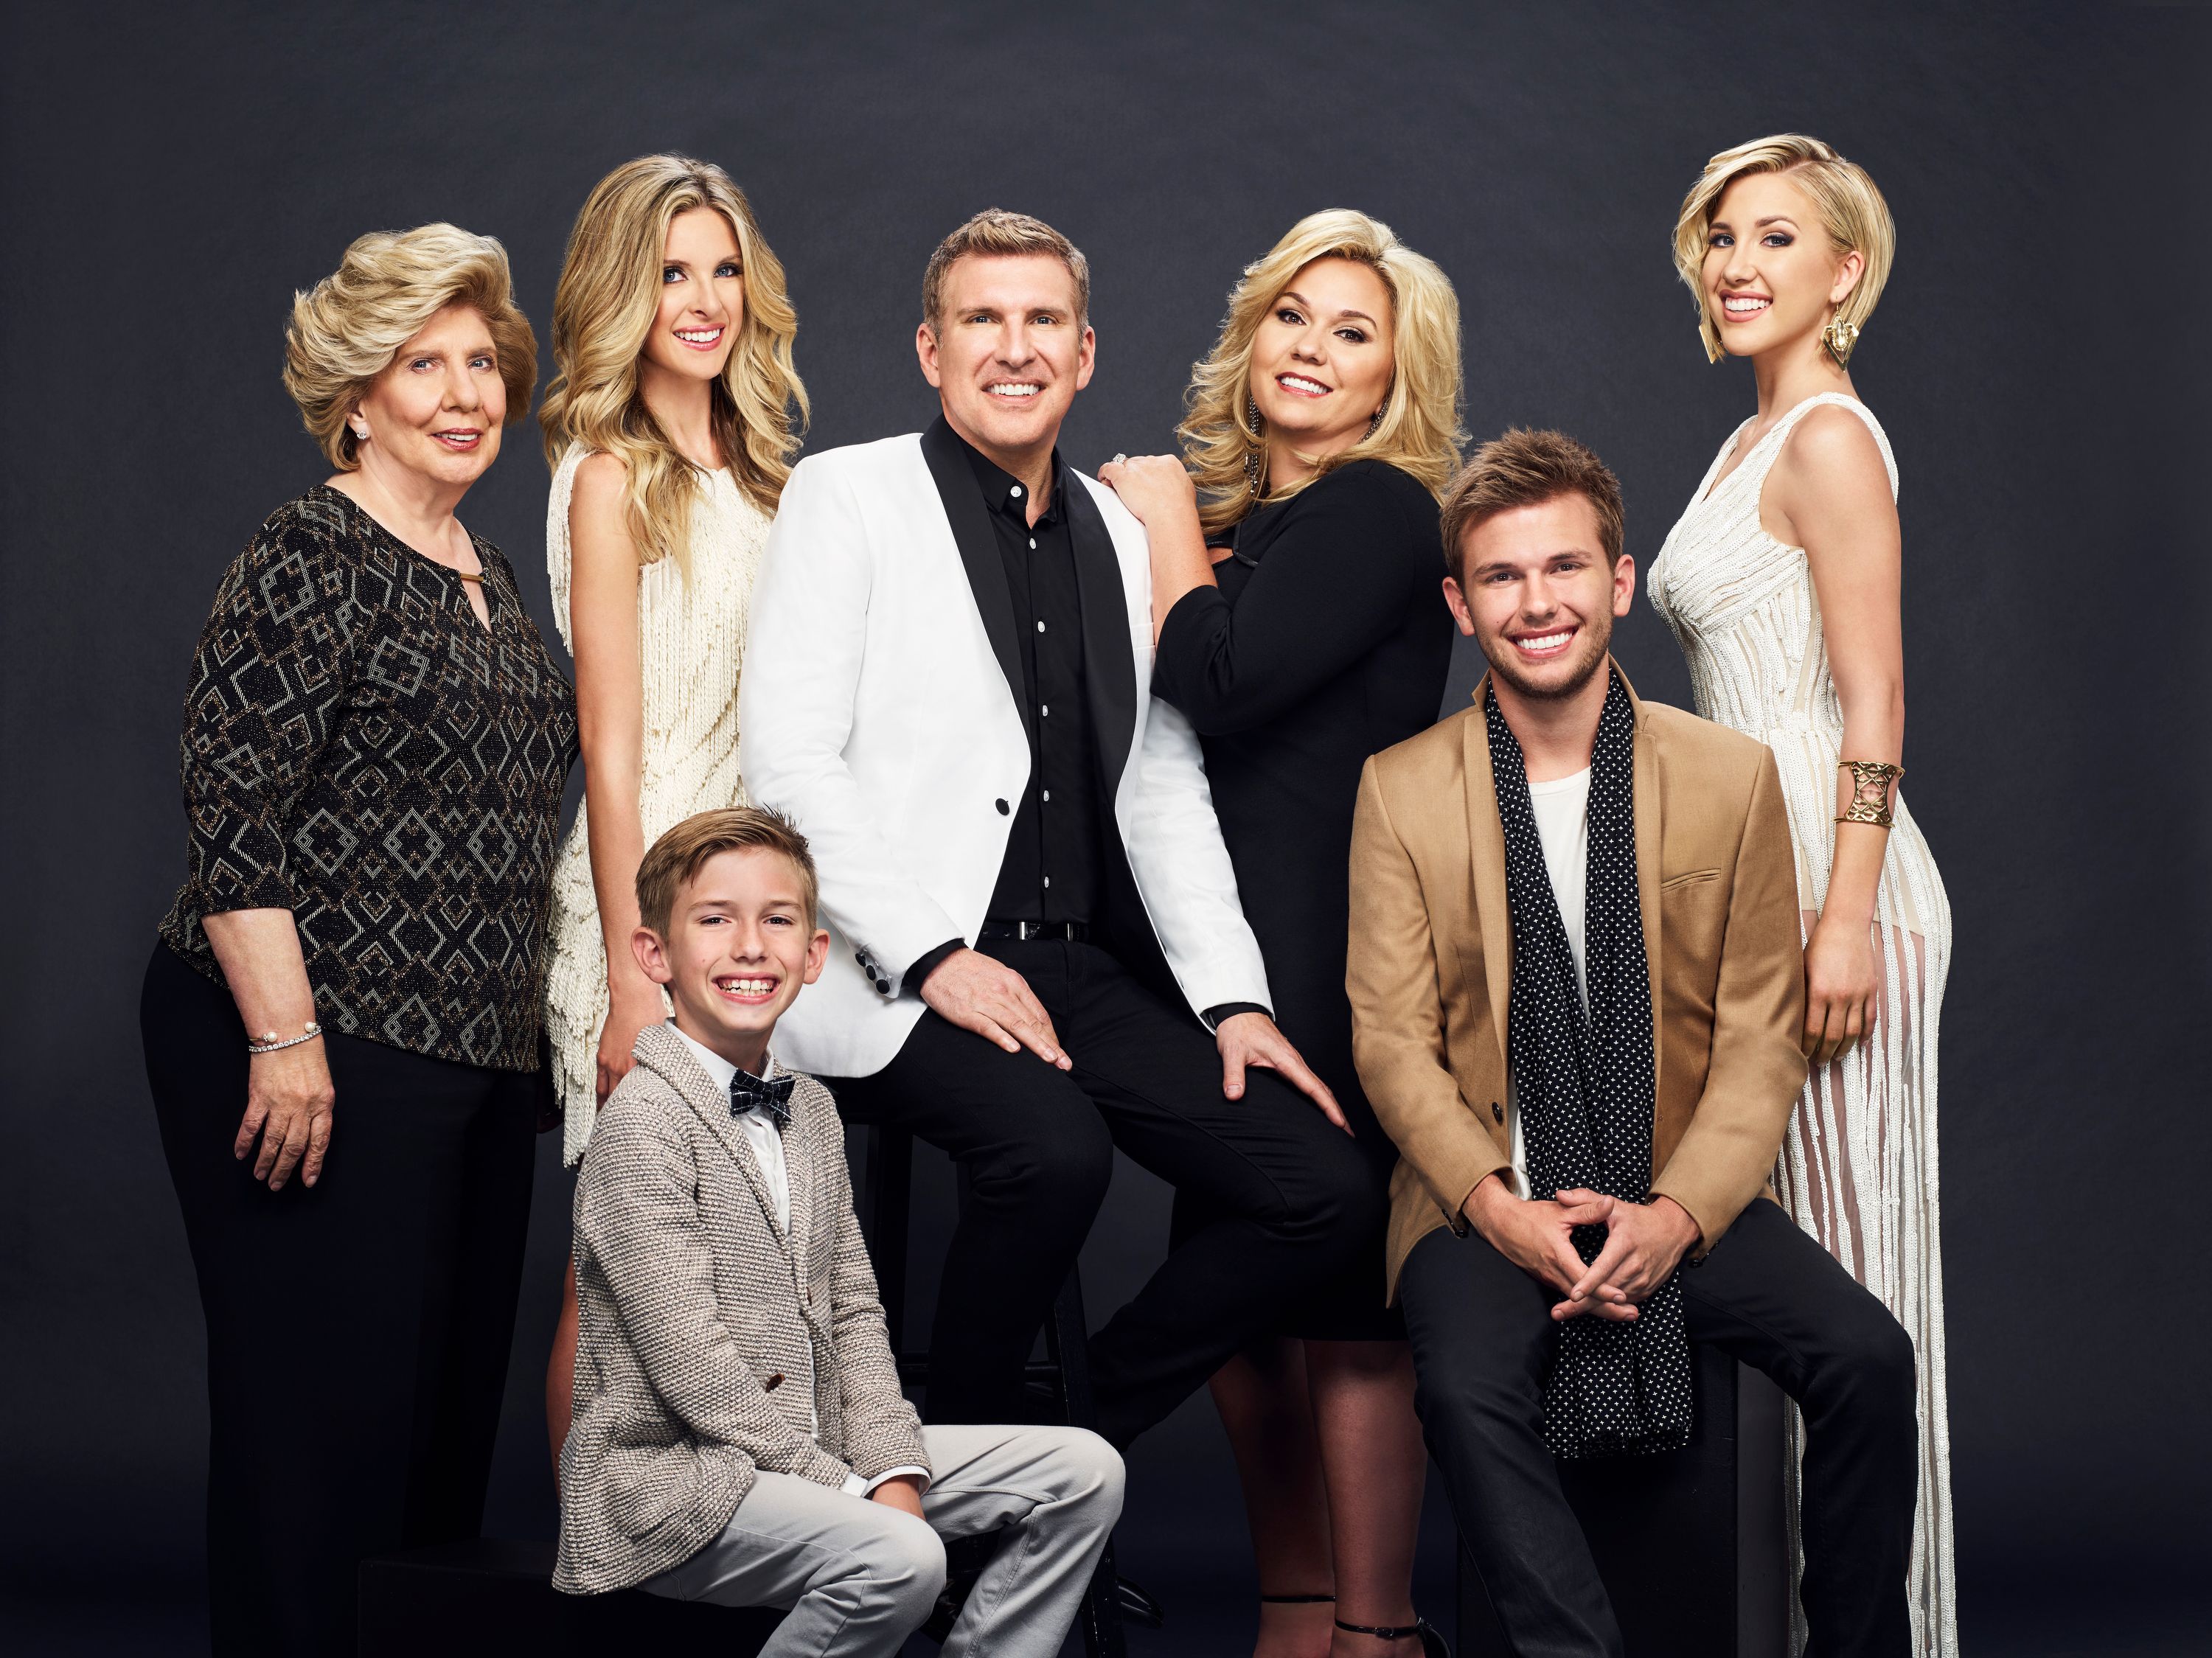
[905,938,966,995]
[846,1465,931,1497]
[1201,1001,1270,1033]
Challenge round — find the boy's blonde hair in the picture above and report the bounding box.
[636,807,818,937]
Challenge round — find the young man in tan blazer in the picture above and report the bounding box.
[1349,431,1917,1657]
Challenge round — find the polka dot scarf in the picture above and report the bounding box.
[1486,670,1693,1460]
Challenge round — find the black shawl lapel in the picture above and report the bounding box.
[1060,476,1138,796]
[921,418,1032,743]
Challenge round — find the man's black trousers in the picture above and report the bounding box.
[1399,1197,1919,1658]
[828,937,1382,1447]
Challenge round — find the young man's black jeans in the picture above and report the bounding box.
[1399,1197,1919,1658]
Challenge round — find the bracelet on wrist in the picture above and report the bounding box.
[1835,759,1904,829]
[247,1020,322,1056]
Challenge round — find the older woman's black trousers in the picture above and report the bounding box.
[142,943,538,1657]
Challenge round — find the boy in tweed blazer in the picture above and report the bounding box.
[554,808,1122,1657]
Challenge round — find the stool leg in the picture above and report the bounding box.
[860,1126,913,1359]
[1043,1271,1127,1658]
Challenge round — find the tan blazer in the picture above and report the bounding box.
[555,1023,925,1595]
[1349,666,1807,1300]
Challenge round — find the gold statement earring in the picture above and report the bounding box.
[1823,314,1861,368]
[1243,394,1265,498]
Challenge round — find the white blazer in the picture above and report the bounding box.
[738,427,1271,1079]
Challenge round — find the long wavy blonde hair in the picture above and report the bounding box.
[539,155,807,574]
[1180,209,1464,537]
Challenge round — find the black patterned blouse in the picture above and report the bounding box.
[159,485,579,1072]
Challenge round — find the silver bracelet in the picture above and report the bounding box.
[247,1020,322,1056]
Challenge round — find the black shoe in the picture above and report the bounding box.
[1335,1614,1451,1658]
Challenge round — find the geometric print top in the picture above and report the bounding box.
[159,486,579,1072]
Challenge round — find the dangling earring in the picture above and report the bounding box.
[1366,406,1385,439]
[1822,314,1860,368]
[1242,394,1265,498]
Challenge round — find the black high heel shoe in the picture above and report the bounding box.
[1335,1614,1451,1658]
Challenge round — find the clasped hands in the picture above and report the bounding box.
[919,947,1348,1129]
[1463,1171,1701,1323]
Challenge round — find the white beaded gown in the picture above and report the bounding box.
[542,447,771,1164]
[1650,392,1955,1657]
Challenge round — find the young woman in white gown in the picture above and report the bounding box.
[1649,135,1955,1657]
[535,154,807,1460]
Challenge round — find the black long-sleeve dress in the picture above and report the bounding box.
[1152,459,1453,1338]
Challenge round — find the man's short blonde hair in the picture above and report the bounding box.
[283,223,538,470]
[1441,429,1624,585]
[921,209,1090,334]
[635,807,819,938]
[1672,133,1896,365]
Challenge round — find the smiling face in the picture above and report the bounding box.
[1700,170,1863,362]
[918,252,1094,476]
[1249,256,1396,460]
[1444,492,1634,703]
[632,846,828,1073]
[640,206,744,390]
[350,303,507,487]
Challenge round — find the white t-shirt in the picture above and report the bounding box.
[1503,767,1592,1197]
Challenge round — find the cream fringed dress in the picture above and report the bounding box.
[543,447,771,1165]
[1650,392,1955,1658]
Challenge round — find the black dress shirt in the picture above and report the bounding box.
[953,427,1106,924]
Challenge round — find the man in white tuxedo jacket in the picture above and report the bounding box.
[738,210,1379,1445]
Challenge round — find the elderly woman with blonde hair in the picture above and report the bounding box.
[1100,208,1464,1658]
[532,154,807,1460]
[142,224,576,1656]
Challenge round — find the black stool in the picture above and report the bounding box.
[859,1122,1128,1658]
[1454,1345,1791,1657]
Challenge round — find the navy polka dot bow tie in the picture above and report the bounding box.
[728,1069,796,1126]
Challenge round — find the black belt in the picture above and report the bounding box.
[978,919,1091,943]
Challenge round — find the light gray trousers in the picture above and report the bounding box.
[642,1424,1123,1657]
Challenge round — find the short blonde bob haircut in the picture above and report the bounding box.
[1672,133,1896,366]
[539,155,808,575]
[1180,209,1466,537]
[284,223,537,471]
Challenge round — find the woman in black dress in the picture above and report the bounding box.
[144,225,577,1656]
[1102,210,1464,1658]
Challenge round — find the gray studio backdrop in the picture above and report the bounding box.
[3,2,2205,1651]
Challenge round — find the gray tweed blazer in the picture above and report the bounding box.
[554,1022,925,1595]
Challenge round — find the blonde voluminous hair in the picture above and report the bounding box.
[539,155,808,574]
[1180,209,1465,537]
[283,223,537,471]
[1672,133,1896,364]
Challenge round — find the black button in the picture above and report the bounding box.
[995,798,1009,815]
[763,1373,784,1391]
[1491,1101,1504,1124]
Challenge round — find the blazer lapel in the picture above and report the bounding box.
[1061,477,1139,795]
[1621,667,1665,1096]
[638,1027,790,1244]
[921,417,1032,745]
[1462,675,1514,1070]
